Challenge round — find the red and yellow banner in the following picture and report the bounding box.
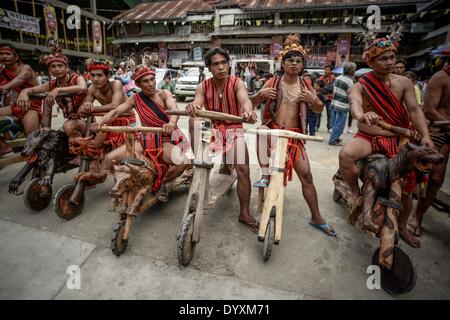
[43,5,58,48]
[92,20,102,54]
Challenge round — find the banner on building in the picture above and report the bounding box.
[307,55,327,68]
[0,8,40,34]
[193,46,202,61]
[92,21,102,54]
[271,36,283,58]
[43,5,58,48]
[335,33,351,66]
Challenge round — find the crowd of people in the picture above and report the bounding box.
[0,24,449,248]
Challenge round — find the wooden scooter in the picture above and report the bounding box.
[4,93,82,211]
[168,109,245,266]
[99,126,193,256]
[248,128,323,261]
[333,120,423,294]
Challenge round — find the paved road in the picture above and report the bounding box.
[0,102,449,299]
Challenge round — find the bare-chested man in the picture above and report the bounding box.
[0,43,40,156]
[17,48,87,136]
[408,61,450,237]
[185,47,260,233]
[91,66,191,201]
[340,31,434,247]
[251,34,336,237]
[78,59,135,148]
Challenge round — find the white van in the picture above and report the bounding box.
[231,59,275,77]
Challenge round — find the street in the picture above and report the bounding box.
[0,102,449,300]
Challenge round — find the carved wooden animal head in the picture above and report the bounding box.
[21,129,67,163]
[402,142,444,174]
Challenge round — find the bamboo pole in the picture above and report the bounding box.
[76,26,80,51]
[32,0,38,45]
[61,8,68,49]
[13,0,23,43]
[85,18,91,53]
[103,21,106,56]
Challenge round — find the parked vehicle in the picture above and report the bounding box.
[155,68,184,90]
[174,67,212,102]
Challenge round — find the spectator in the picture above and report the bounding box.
[161,75,174,94]
[314,80,326,133]
[394,59,407,75]
[250,73,264,94]
[307,80,324,136]
[318,65,335,132]
[328,62,356,146]
[404,71,421,106]
[198,66,206,83]
[421,78,428,105]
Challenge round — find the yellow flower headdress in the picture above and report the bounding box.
[278,34,308,60]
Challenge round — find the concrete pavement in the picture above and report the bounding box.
[0,104,449,299]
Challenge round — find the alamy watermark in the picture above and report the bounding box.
[66,265,81,290]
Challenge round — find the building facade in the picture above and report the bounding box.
[112,0,450,71]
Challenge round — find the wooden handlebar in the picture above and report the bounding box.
[30,92,84,100]
[377,120,422,141]
[431,120,450,128]
[166,110,246,123]
[245,128,324,142]
[99,126,163,133]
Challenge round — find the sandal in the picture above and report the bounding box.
[407,222,422,237]
[253,178,269,188]
[309,220,337,237]
[239,217,260,233]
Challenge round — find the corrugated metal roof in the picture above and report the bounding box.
[114,0,214,22]
[216,0,425,9]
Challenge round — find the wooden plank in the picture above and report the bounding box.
[193,169,209,243]
[205,169,237,209]
[258,138,288,241]
[0,153,25,166]
[257,187,266,214]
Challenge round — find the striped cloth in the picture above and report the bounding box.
[330,74,353,112]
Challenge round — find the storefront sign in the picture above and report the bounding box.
[167,43,191,50]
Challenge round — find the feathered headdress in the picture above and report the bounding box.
[278,34,308,60]
[356,21,409,63]
[85,57,113,72]
[39,47,68,67]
